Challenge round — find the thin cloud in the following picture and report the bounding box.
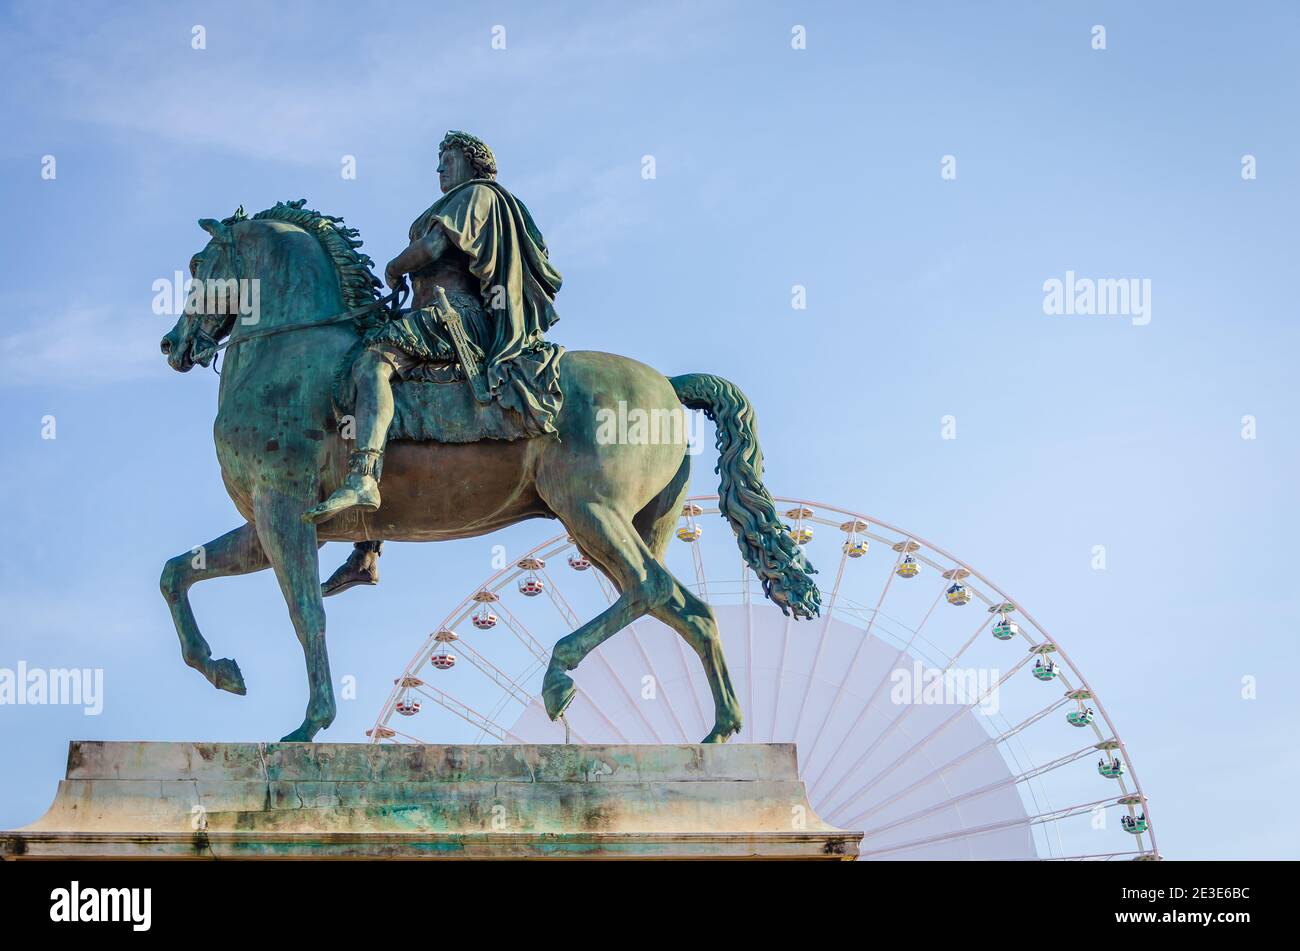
[0,306,166,387]
[3,3,731,166]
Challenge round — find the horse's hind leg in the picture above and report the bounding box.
[160,522,269,695]
[633,450,690,563]
[542,502,674,721]
[553,498,742,744]
[255,490,335,742]
[649,581,741,743]
[628,455,743,742]
[636,480,742,743]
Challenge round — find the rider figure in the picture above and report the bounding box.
[309,131,564,591]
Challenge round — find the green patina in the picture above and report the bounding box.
[6,741,862,859]
[158,134,820,745]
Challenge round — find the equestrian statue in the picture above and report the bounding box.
[159,131,819,743]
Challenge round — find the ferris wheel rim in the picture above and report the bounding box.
[366,492,1158,859]
[758,495,1158,857]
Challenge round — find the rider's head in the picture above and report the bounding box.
[438,131,496,193]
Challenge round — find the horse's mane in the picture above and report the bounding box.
[223,199,382,311]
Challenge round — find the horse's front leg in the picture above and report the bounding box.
[255,488,335,742]
[161,522,269,695]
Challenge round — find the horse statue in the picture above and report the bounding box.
[159,200,819,743]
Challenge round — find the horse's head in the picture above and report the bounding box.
[160,217,244,372]
[162,200,380,375]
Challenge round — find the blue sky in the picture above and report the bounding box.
[0,1,1297,859]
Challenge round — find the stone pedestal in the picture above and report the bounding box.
[1,741,860,860]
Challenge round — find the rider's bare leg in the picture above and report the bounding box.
[353,350,398,453]
[322,540,383,597]
[302,349,400,524]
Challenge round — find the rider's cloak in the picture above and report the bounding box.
[409,180,565,436]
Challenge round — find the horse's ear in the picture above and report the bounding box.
[198,218,228,239]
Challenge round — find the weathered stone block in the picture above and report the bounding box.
[3,741,860,860]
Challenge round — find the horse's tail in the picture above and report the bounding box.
[670,373,821,620]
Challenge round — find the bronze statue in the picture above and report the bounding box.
[159,132,819,744]
[305,131,563,527]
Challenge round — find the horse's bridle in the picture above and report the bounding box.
[211,282,405,357]
[188,225,407,373]
[187,228,246,369]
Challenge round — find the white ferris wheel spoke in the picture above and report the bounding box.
[617,620,681,743]
[452,637,534,707]
[496,590,632,744]
[477,657,545,743]
[820,650,1038,808]
[766,610,795,743]
[826,695,1071,825]
[1041,850,1151,861]
[788,542,851,742]
[856,793,1122,859]
[842,741,1103,835]
[492,601,551,663]
[811,611,994,806]
[409,682,529,743]
[804,578,950,798]
[539,566,580,628]
[689,529,711,605]
[799,540,907,771]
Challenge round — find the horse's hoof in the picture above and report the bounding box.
[701,716,741,744]
[279,721,319,743]
[212,657,246,696]
[542,662,576,721]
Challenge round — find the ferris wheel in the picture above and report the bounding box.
[368,494,1159,861]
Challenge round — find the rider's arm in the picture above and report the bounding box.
[385,227,450,289]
